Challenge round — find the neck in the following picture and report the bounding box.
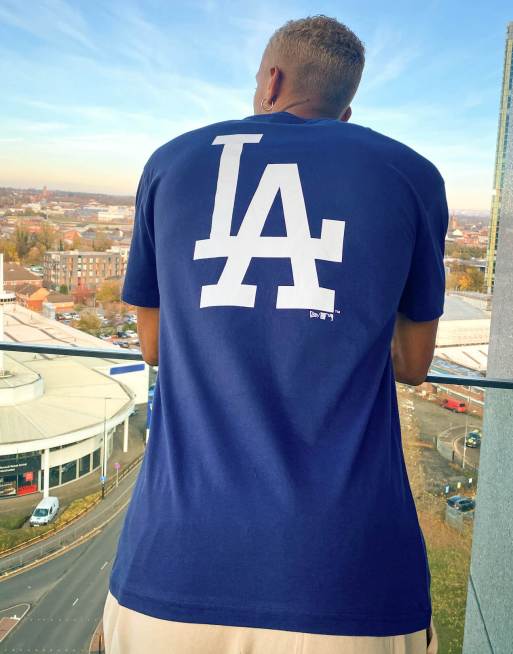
[272,98,337,120]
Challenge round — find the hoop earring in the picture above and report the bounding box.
[260,97,274,112]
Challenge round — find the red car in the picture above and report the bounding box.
[441,398,467,413]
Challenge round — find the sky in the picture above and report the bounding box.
[0,1,511,211]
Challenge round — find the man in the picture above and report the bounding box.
[104,14,442,654]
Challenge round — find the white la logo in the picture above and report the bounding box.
[193,134,345,312]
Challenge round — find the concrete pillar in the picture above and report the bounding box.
[43,447,50,498]
[462,72,513,652]
[123,417,129,453]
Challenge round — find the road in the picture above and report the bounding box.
[0,461,139,577]
[0,506,126,653]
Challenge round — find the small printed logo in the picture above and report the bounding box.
[309,309,341,321]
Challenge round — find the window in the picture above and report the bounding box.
[49,465,60,487]
[79,454,91,476]
[61,460,77,484]
[92,448,101,470]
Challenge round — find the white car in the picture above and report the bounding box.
[29,496,60,526]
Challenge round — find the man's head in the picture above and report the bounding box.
[253,15,365,122]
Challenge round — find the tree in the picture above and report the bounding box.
[0,239,18,262]
[466,268,485,292]
[71,233,83,250]
[59,284,69,295]
[76,311,102,335]
[96,279,122,304]
[26,245,42,265]
[72,285,94,306]
[37,223,57,250]
[92,232,112,251]
[15,226,32,260]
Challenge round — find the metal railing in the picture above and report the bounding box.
[1,341,513,389]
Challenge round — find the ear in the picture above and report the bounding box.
[268,65,282,101]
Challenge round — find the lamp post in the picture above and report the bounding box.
[101,396,112,499]
[462,387,471,470]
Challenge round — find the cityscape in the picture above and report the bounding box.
[0,9,512,654]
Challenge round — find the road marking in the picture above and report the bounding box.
[72,597,79,606]
[100,561,109,570]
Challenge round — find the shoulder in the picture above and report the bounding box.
[143,118,246,175]
[348,122,444,190]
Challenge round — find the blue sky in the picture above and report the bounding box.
[0,1,511,210]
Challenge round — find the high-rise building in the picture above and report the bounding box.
[485,22,513,294]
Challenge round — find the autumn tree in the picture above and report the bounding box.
[37,222,57,250]
[76,311,102,335]
[92,232,112,251]
[96,279,122,304]
[26,246,43,265]
[0,239,18,262]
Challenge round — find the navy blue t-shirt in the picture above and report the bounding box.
[109,110,448,637]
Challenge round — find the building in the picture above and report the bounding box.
[97,206,133,223]
[15,284,49,311]
[43,249,124,291]
[2,261,43,290]
[462,53,513,649]
[0,300,148,500]
[485,22,513,294]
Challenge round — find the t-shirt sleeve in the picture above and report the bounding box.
[397,173,449,322]
[121,165,160,308]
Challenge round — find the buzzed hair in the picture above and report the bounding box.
[264,15,365,117]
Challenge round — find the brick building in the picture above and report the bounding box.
[43,249,124,291]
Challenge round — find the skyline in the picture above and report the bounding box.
[0,1,512,210]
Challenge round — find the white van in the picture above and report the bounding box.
[29,496,60,527]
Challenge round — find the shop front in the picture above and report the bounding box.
[0,451,41,497]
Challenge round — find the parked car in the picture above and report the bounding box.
[465,430,482,448]
[441,398,467,413]
[455,499,476,512]
[29,496,60,526]
[447,494,466,508]
[447,495,476,512]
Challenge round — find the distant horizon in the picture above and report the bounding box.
[0,183,492,216]
[1,2,512,211]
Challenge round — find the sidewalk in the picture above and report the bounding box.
[0,409,147,519]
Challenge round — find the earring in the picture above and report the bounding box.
[260,97,275,112]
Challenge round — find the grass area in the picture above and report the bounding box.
[0,489,102,554]
[0,514,29,530]
[420,511,473,654]
[399,386,475,654]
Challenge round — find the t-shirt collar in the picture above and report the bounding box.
[241,111,309,124]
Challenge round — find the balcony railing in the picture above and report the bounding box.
[1,340,512,388]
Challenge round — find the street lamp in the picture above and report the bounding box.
[101,396,112,499]
[462,386,471,470]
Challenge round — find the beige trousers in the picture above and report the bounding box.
[103,591,438,653]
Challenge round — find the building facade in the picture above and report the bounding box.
[43,249,124,291]
[485,22,513,294]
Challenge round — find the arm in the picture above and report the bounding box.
[391,312,439,386]
[136,306,159,366]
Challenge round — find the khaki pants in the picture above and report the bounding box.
[103,590,438,654]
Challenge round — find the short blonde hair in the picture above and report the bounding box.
[264,15,365,116]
